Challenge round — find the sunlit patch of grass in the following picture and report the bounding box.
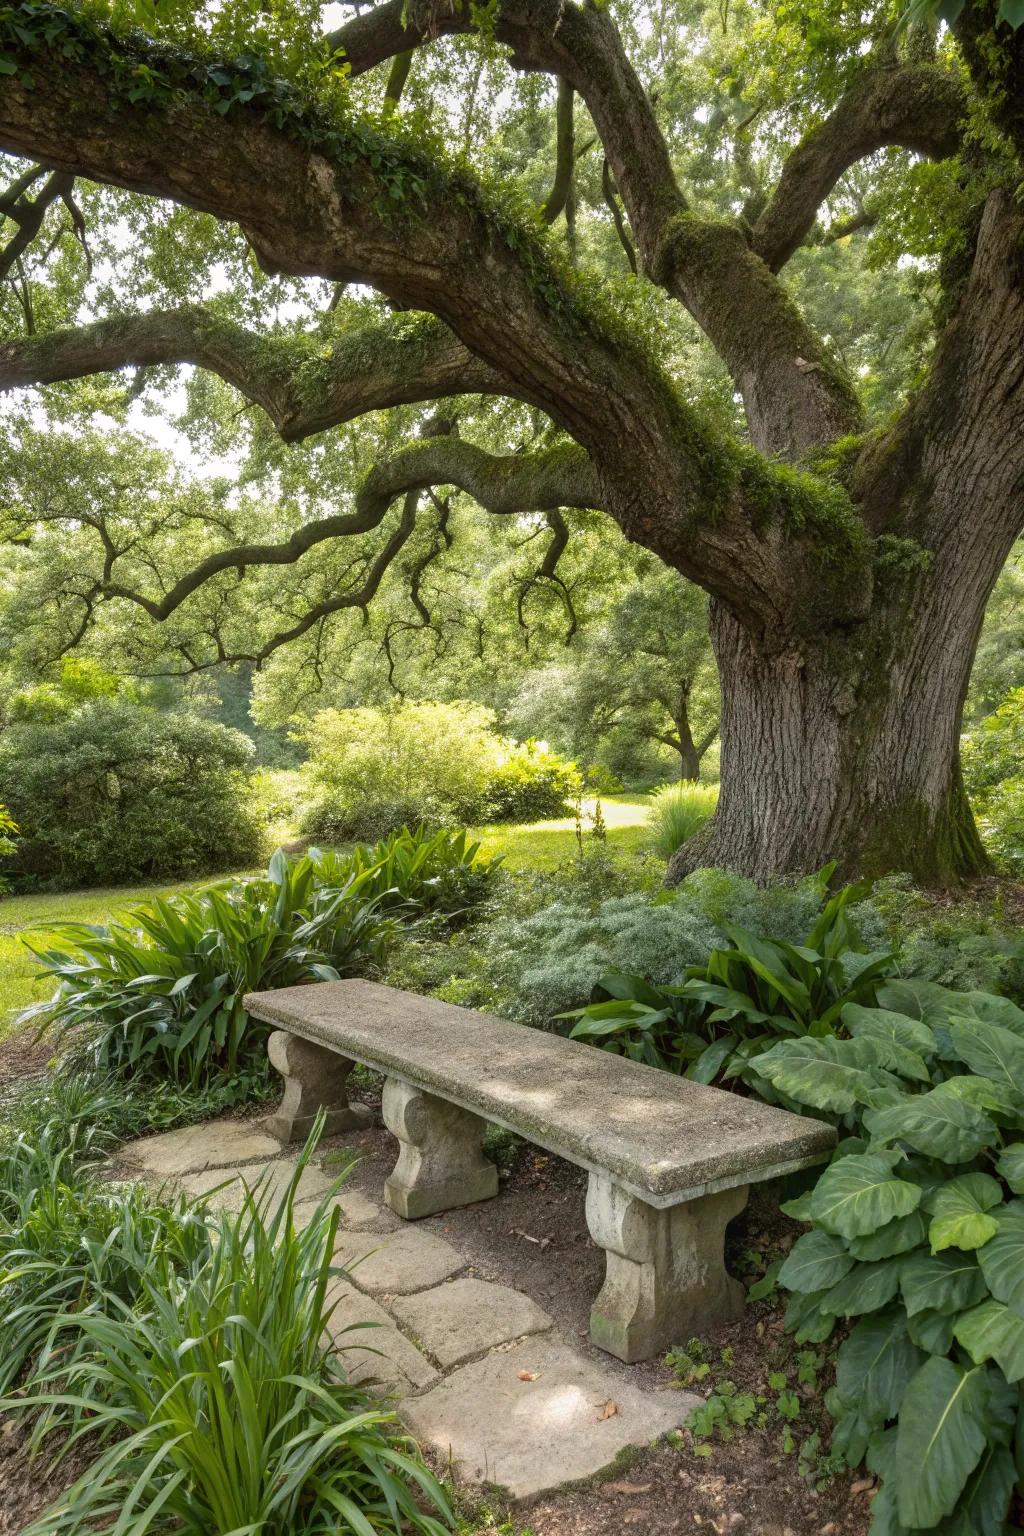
[470,794,652,873]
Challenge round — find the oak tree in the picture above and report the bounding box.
[0,0,1020,881]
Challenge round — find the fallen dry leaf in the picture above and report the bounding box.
[598,1399,618,1420]
[600,1482,653,1497]
[517,1369,538,1382]
[850,1477,875,1497]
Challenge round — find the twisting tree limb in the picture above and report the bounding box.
[542,78,575,225]
[0,307,512,440]
[515,507,578,642]
[0,163,45,210]
[0,168,73,282]
[750,61,964,272]
[10,435,599,644]
[601,159,637,275]
[824,206,876,245]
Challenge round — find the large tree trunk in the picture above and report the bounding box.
[668,190,1024,887]
[668,580,990,886]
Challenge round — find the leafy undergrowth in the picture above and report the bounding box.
[0,1091,454,1535]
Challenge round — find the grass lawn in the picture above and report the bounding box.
[0,877,209,1040]
[0,795,654,1040]
[471,792,653,872]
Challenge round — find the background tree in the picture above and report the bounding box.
[0,0,1020,881]
[509,565,719,783]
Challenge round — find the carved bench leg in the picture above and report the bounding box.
[265,1029,373,1144]
[586,1173,748,1364]
[382,1077,499,1219]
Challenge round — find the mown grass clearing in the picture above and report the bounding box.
[0,795,655,1036]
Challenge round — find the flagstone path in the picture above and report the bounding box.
[118,1114,699,1501]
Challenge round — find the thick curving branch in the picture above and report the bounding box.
[354,435,602,525]
[751,62,965,273]
[325,0,863,456]
[0,306,511,440]
[0,12,718,519]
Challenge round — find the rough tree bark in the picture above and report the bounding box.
[0,1,1020,882]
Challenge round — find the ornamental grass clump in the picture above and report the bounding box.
[20,848,398,1089]
[3,1122,453,1536]
[646,781,719,858]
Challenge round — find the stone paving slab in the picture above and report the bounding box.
[320,1188,395,1231]
[399,1335,698,1500]
[121,1117,281,1176]
[178,1158,334,1211]
[333,1226,465,1295]
[112,1112,704,1505]
[325,1283,437,1392]
[390,1279,553,1369]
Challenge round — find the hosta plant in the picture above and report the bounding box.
[21,849,397,1088]
[564,874,894,1091]
[757,977,1024,1534]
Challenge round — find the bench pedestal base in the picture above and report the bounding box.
[265,1029,373,1143]
[383,1078,499,1219]
[586,1173,748,1364]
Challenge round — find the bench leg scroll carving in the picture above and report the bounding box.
[586,1173,748,1364]
[382,1078,499,1219]
[265,1029,373,1143]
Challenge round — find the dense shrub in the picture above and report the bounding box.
[565,877,895,1085]
[299,700,578,842]
[23,851,397,1089]
[647,782,718,857]
[755,979,1024,1535]
[0,802,16,893]
[851,875,1024,1001]
[486,866,840,1027]
[482,742,581,821]
[0,699,265,887]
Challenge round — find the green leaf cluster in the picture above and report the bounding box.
[766,976,1024,1533]
[20,828,498,1089]
[563,870,895,1084]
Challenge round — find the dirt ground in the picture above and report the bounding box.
[0,1029,51,1087]
[334,1110,872,1536]
[0,1421,94,1536]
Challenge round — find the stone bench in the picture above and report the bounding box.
[244,978,836,1363]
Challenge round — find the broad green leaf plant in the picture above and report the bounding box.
[763,977,1024,1534]
[563,872,894,1089]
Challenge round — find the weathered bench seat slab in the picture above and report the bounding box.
[246,978,835,1362]
[245,978,833,1207]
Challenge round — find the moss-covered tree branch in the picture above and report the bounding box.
[0,307,511,440]
[751,61,964,273]
[326,0,864,457]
